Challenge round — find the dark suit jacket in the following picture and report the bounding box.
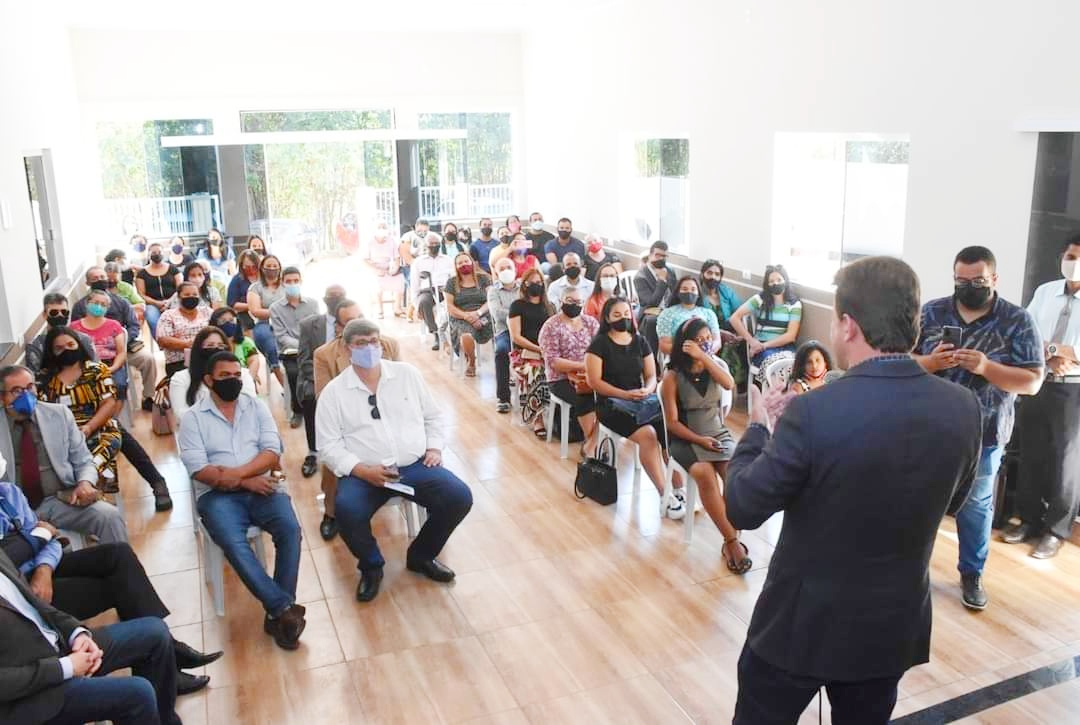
[632,266,672,317]
[726,356,981,681]
[0,549,108,724]
[297,313,330,403]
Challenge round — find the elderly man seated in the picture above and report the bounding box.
[316,319,472,602]
[178,352,306,650]
[0,365,126,544]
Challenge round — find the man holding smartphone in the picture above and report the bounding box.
[914,246,1044,610]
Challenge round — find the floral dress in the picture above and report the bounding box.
[39,361,122,487]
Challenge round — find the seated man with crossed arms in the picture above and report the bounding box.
[316,318,473,603]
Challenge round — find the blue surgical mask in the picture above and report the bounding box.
[219,321,239,339]
[284,283,302,298]
[351,344,382,369]
[11,391,36,417]
[698,340,713,356]
[86,302,108,318]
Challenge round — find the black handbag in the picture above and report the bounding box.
[574,436,618,505]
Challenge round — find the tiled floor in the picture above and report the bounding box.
[101,256,1080,724]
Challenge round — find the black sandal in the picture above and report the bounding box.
[723,537,752,575]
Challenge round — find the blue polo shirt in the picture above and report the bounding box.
[470,238,499,272]
[916,294,1043,447]
[544,237,586,263]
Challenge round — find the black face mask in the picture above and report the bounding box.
[499,235,511,245]
[89,280,109,292]
[427,246,441,257]
[211,377,243,402]
[703,278,721,290]
[480,227,493,236]
[562,303,583,318]
[955,284,993,309]
[46,313,69,328]
[55,348,83,367]
[445,232,458,242]
[526,282,545,297]
[180,297,200,310]
[650,259,666,270]
[558,230,571,240]
[565,267,581,280]
[678,291,698,305]
[610,318,633,332]
[149,252,164,264]
[768,283,787,296]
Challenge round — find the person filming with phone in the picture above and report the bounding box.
[315,319,473,603]
[913,246,1044,611]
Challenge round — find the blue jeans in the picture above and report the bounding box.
[197,490,302,615]
[957,445,1004,575]
[45,617,178,725]
[252,320,280,367]
[145,304,162,340]
[335,462,473,572]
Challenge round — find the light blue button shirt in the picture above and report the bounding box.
[177,394,283,498]
[1027,278,1080,349]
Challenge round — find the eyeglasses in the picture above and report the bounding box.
[46,309,69,318]
[955,278,991,288]
[202,345,227,352]
[3,383,35,397]
[368,394,380,420]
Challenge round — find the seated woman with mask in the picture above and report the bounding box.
[729,264,802,384]
[584,263,622,320]
[209,306,262,392]
[170,326,258,420]
[655,276,722,357]
[509,268,554,438]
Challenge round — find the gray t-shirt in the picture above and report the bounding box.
[248,281,286,311]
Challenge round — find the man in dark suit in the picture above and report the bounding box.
[296,284,346,482]
[726,256,982,725]
[0,548,181,724]
[632,240,674,356]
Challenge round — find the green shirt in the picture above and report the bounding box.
[232,336,259,366]
[114,280,144,306]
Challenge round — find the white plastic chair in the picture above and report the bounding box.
[316,492,426,538]
[762,355,795,392]
[594,394,643,490]
[617,270,640,317]
[190,482,268,617]
[660,359,734,543]
[544,388,574,459]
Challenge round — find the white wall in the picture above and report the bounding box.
[0,6,95,344]
[521,0,1079,302]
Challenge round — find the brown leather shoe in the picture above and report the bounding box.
[264,604,307,650]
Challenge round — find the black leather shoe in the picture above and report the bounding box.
[142,397,154,412]
[961,572,988,611]
[356,568,384,602]
[263,604,306,650]
[1032,533,1064,560]
[319,515,338,541]
[151,480,174,512]
[406,557,455,583]
[177,671,210,696]
[431,333,441,351]
[302,455,318,478]
[1001,521,1035,544]
[173,639,223,669]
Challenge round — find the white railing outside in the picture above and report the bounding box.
[373,189,398,227]
[419,183,513,220]
[107,194,221,238]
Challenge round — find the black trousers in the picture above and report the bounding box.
[301,395,317,452]
[281,353,302,415]
[417,289,438,333]
[640,314,660,361]
[119,425,165,489]
[1017,381,1080,539]
[734,645,901,725]
[51,542,170,622]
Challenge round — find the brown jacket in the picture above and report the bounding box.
[313,334,400,397]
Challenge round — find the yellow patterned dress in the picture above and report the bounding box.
[39,361,123,488]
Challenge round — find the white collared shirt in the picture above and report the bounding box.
[411,254,455,304]
[315,360,444,476]
[1027,278,1080,348]
[546,274,593,306]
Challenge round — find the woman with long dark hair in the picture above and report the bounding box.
[788,340,833,394]
[169,326,258,420]
[655,275,722,357]
[444,252,493,377]
[729,263,803,378]
[662,318,750,573]
[509,268,554,437]
[245,254,286,388]
[39,326,123,489]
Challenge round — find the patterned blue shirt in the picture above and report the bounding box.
[916,294,1043,447]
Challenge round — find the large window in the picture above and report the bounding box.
[240,109,393,132]
[619,137,690,253]
[416,112,513,219]
[771,133,909,288]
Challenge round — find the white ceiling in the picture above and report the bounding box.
[49,0,623,32]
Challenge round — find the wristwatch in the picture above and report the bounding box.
[1048,343,1059,358]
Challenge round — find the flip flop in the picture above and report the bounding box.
[723,538,752,575]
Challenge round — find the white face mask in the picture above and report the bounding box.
[1063,258,1080,282]
[600,277,618,292]
[530,220,543,232]
[497,268,517,285]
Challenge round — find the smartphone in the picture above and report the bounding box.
[942,325,963,349]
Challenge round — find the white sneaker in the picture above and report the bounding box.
[666,489,686,520]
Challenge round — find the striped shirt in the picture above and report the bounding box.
[746,294,802,342]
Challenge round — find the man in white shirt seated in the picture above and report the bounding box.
[546,252,592,307]
[411,236,456,350]
[177,352,306,650]
[316,319,473,603]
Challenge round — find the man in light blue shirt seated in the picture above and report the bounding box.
[178,351,305,651]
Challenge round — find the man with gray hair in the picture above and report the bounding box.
[315,318,473,603]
